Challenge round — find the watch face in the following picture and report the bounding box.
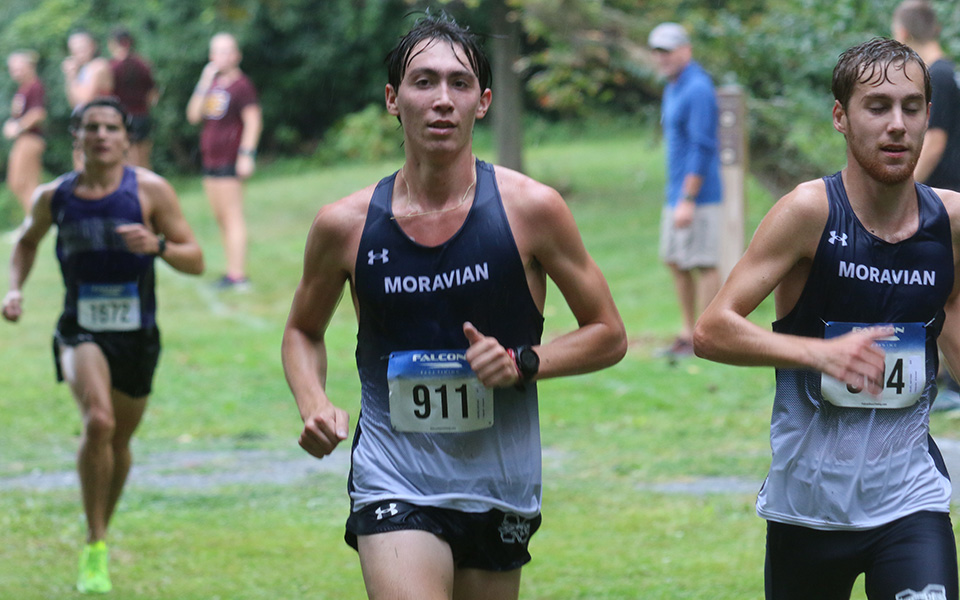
[519,347,539,373]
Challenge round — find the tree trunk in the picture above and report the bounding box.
[489,0,524,172]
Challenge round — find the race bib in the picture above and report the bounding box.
[387,350,492,433]
[77,282,141,332]
[821,321,926,409]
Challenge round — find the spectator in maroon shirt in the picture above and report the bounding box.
[108,27,158,169]
[187,32,262,290]
[4,50,47,215]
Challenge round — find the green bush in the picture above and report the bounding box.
[316,104,403,163]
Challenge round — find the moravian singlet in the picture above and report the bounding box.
[760,172,954,530]
[350,159,544,517]
[51,167,157,333]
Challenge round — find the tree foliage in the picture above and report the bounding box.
[2,0,959,190]
[508,0,960,192]
[0,0,413,174]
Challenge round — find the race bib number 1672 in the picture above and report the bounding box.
[77,282,141,332]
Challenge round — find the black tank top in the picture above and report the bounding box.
[51,167,157,331]
[760,172,955,528]
[347,159,546,515]
[354,159,543,364]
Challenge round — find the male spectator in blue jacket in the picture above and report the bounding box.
[649,22,723,358]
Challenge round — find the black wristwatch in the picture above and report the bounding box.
[514,345,540,383]
[155,234,167,257]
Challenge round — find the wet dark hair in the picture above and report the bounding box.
[385,11,491,93]
[832,37,931,108]
[69,96,131,135]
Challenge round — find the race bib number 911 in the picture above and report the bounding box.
[387,350,492,433]
[821,321,925,409]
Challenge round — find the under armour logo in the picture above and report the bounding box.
[498,514,531,544]
[375,503,398,520]
[828,230,848,246]
[368,248,389,265]
[896,584,947,600]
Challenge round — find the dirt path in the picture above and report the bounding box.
[4,439,960,499]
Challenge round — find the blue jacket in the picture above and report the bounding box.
[661,61,722,207]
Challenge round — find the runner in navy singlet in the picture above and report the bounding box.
[2,97,204,594]
[695,39,960,600]
[282,13,626,600]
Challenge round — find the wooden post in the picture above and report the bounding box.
[717,85,747,280]
[490,0,524,172]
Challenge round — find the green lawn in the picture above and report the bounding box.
[2,119,958,599]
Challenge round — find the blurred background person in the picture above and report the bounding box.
[186,32,261,290]
[648,22,723,359]
[4,50,46,216]
[62,30,113,170]
[892,0,960,191]
[892,0,960,411]
[108,27,157,169]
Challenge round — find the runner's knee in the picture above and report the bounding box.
[84,408,116,443]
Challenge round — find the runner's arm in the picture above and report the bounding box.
[282,198,362,458]
[504,173,627,382]
[2,185,55,321]
[693,183,888,394]
[119,170,203,275]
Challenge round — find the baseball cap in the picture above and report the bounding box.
[648,22,690,51]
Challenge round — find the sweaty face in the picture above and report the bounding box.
[386,39,491,156]
[837,60,928,185]
[78,106,130,165]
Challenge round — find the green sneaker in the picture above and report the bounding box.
[76,541,112,594]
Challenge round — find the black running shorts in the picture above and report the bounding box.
[765,511,958,600]
[345,499,542,572]
[54,321,161,398]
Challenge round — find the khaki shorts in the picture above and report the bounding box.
[659,202,722,270]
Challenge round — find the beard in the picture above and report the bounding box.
[846,129,921,185]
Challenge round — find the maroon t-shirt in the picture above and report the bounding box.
[110,54,155,116]
[11,79,45,136]
[200,73,258,169]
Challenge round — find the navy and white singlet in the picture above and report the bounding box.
[760,172,954,530]
[51,167,158,333]
[349,159,545,517]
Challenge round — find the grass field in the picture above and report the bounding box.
[2,117,959,599]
